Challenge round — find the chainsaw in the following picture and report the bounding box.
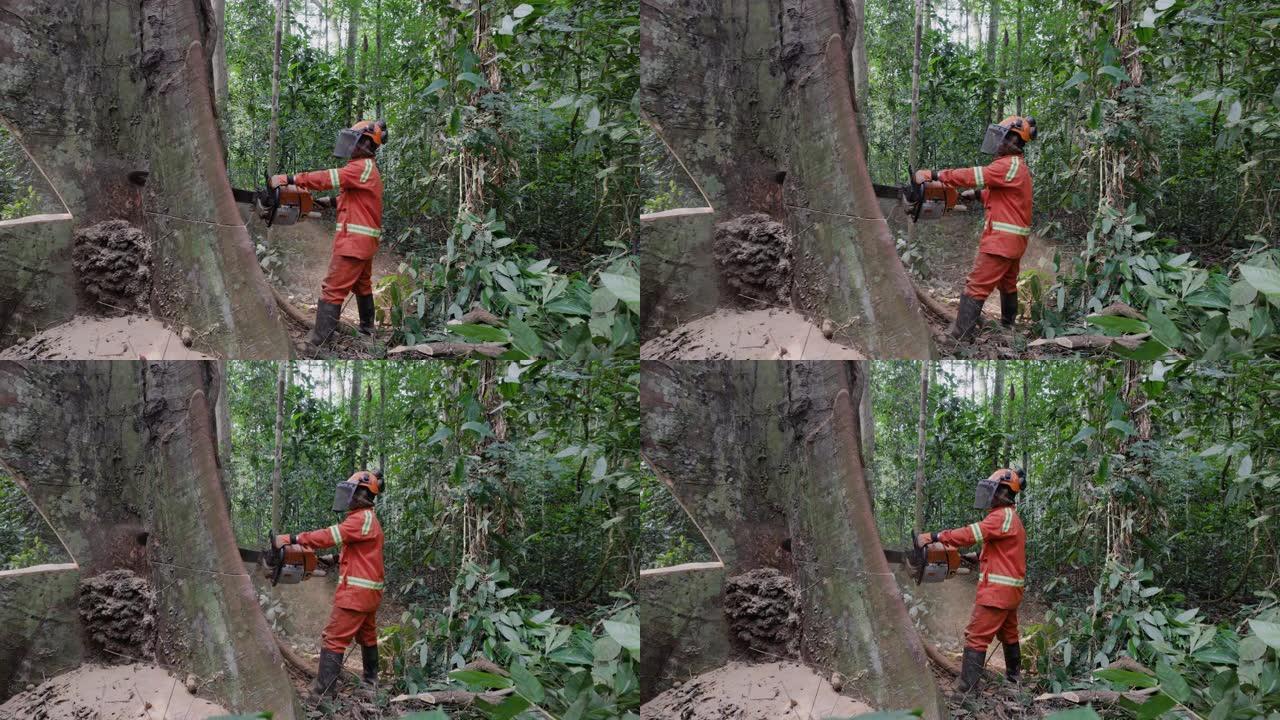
[238,534,334,586]
[872,165,973,222]
[883,530,979,585]
[231,171,330,227]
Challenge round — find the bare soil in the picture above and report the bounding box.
[640,308,865,359]
[0,315,212,359]
[0,663,228,720]
[640,660,875,720]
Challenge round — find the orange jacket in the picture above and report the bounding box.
[939,505,1026,609]
[296,506,385,613]
[938,154,1033,259]
[293,158,384,260]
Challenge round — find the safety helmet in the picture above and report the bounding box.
[973,467,1027,509]
[331,469,385,512]
[333,119,388,158]
[980,115,1037,154]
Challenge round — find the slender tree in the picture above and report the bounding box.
[850,0,872,157]
[985,0,999,123]
[992,360,1005,467]
[914,360,929,532]
[345,0,359,124]
[271,361,287,536]
[349,360,362,471]
[269,0,287,176]
[907,0,925,251]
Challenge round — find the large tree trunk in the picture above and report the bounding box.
[640,361,947,718]
[0,361,301,716]
[639,0,934,358]
[847,0,872,159]
[0,0,292,358]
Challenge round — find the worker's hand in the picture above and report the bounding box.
[275,534,293,548]
[917,532,934,547]
[269,174,289,189]
[914,169,934,185]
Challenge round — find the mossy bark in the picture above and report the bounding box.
[641,0,934,358]
[641,361,946,717]
[0,0,291,358]
[0,362,301,717]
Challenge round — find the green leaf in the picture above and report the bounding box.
[423,78,449,95]
[449,323,510,343]
[549,94,575,109]
[1145,306,1182,349]
[598,272,640,310]
[1099,65,1130,83]
[474,694,531,720]
[586,106,601,130]
[602,619,640,655]
[1136,692,1176,720]
[426,426,453,446]
[1086,314,1149,335]
[513,3,534,18]
[1070,426,1097,444]
[1227,100,1242,124]
[401,712,449,720]
[1063,70,1089,90]
[509,662,545,703]
[1156,660,1191,703]
[461,421,494,439]
[1094,668,1158,688]
[848,713,925,720]
[1239,264,1280,297]
[449,669,513,690]
[1155,0,1175,9]
[1042,709,1103,720]
[457,72,489,89]
[1105,420,1136,436]
[1113,338,1170,361]
[1249,619,1280,650]
[1190,89,1216,103]
[506,316,544,359]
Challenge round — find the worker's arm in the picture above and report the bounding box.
[279,510,375,551]
[935,156,1021,191]
[929,507,1019,549]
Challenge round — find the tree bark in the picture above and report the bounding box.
[640,0,934,358]
[211,0,229,123]
[375,0,384,119]
[914,360,929,531]
[640,361,947,718]
[349,360,362,471]
[269,0,287,176]
[0,362,302,717]
[985,0,999,123]
[992,360,1005,467]
[848,0,872,159]
[1015,0,1023,115]
[0,0,293,358]
[859,360,876,470]
[907,0,925,252]
[345,0,359,123]
[272,360,287,536]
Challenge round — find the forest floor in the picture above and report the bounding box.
[641,660,875,719]
[0,663,229,719]
[640,307,866,359]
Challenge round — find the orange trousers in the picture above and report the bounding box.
[964,603,1020,651]
[964,252,1020,301]
[321,253,374,304]
[321,605,378,653]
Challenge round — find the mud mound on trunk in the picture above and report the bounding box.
[714,213,793,308]
[79,569,156,661]
[640,660,874,720]
[0,663,227,720]
[72,220,152,313]
[724,568,800,658]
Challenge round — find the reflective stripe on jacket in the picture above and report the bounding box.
[938,154,1033,259]
[296,507,385,613]
[939,505,1027,609]
[292,158,384,260]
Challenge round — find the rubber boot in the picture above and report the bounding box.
[949,294,984,341]
[1000,291,1018,327]
[1003,642,1021,683]
[311,648,344,697]
[306,301,343,352]
[356,294,376,336]
[958,647,985,692]
[360,643,379,688]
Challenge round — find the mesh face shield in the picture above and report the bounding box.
[333,128,362,158]
[980,123,1010,155]
[332,480,357,512]
[973,475,1000,509]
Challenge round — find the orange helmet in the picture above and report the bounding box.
[974,467,1026,509]
[332,469,385,511]
[351,119,388,147]
[333,119,388,158]
[999,115,1037,144]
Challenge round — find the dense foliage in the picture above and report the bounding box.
[226,359,640,718]
[224,0,643,358]
[864,0,1279,360]
[870,359,1280,718]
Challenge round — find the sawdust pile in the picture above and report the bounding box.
[640,308,864,360]
[72,220,153,312]
[641,660,874,720]
[0,315,210,360]
[714,213,793,307]
[724,568,800,658]
[0,663,227,720]
[79,569,156,661]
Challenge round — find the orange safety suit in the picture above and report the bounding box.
[293,503,386,654]
[937,154,1033,301]
[938,504,1027,652]
[292,158,384,305]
